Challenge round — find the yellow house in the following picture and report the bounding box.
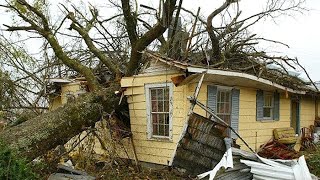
[46,53,319,168]
[47,78,88,111]
[120,52,319,166]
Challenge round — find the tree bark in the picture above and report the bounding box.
[206,0,235,62]
[123,0,177,76]
[0,84,120,161]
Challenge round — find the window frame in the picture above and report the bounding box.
[263,92,274,120]
[145,82,173,140]
[216,87,232,123]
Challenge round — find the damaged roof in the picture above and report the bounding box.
[143,52,317,94]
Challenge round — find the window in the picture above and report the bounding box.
[216,89,231,125]
[256,90,280,121]
[208,85,240,139]
[263,93,274,119]
[145,83,173,139]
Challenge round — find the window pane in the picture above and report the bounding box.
[225,92,230,102]
[153,124,159,135]
[164,100,169,112]
[164,124,169,136]
[152,114,158,124]
[221,92,225,102]
[219,103,225,113]
[263,108,271,118]
[159,125,164,136]
[158,100,164,112]
[225,102,230,113]
[159,114,164,124]
[264,94,272,107]
[151,100,157,112]
[165,114,169,124]
[164,88,169,99]
[151,89,157,100]
[157,89,163,100]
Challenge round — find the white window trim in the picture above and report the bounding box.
[263,92,274,120]
[145,82,173,140]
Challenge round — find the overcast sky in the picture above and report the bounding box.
[1,0,319,81]
[179,0,320,81]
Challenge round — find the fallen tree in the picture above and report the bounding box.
[0,0,177,160]
[0,84,120,160]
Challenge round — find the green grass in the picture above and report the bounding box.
[305,144,320,177]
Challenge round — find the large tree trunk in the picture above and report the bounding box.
[0,84,120,161]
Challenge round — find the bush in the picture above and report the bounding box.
[0,141,39,180]
[306,144,320,177]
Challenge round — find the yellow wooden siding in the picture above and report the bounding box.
[48,83,81,110]
[60,83,81,104]
[300,97,316,128]
[118,73,189,165]
[317,100,320,119]
[121,73,184,87]
[120,73,318,164]
[49,96,62,111]
[236,87,292,151]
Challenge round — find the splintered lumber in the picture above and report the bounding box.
[0,85,120,161]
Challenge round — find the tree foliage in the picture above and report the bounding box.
[0,141,39,179]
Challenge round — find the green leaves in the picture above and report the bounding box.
[0,71,15,111]
[0,141,39,180]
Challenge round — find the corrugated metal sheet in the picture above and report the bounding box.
[172,113,226,175]
[241,155,313,180]
[214,148,256,180]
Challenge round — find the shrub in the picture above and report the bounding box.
[0,141,39,180]
[306,144,320,177]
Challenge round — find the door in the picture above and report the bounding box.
[291,99,300,134]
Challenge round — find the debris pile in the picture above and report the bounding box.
[257,139,299,160]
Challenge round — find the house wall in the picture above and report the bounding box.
[187,84,292,151]
[300,97,316,128]
[48,83,82,110]
[120,72,318,165]
[317,99,320,119]
[60,83,81,104]
[236,87,292,151]
[48,96,62,111]
[121,73,188,165]
[236,88,317,151]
